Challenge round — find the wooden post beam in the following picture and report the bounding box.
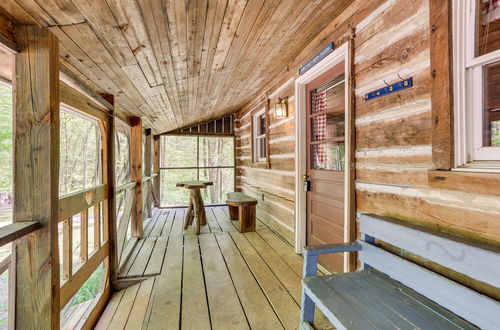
[144,128,152,217]
[153,135,160,207]
[101,94,118,289]
[12,25,60,329]
[430,0,454,170]
[130,117,143,238]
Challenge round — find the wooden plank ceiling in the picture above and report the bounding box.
[0,0,352,133]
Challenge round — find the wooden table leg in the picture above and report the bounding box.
[192,189,202,234]
[198,191,207,225]
[184,193,194,230]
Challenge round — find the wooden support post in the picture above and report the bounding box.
[153,135,160,207]
[430,0,454,170]
[12,25,60,329]
[101,95,117,289]
[93,204,101,250]
[130,117,143,238]
[80,209,88,263]
[144,128,152,218]
[63,218,73,280]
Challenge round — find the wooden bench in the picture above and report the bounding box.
[226,192,258,232]
[301,213,500,330]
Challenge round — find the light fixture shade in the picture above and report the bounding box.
[274,97,288,119]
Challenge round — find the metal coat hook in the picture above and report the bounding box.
[397,74,405,81]
[383,80,390,86]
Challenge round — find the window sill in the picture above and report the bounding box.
[452,161,500,174]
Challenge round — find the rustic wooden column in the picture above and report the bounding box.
[12,25,60,329]
[144,128,152,218]
[153,135,160,207]
[130,117,143,238]
[102,95,118,289]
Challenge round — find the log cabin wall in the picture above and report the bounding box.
[235,0,500,248]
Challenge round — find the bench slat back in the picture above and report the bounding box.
[359,214,500,329]
[359,213,500,288]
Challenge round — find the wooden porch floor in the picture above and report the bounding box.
[95,206,333,329]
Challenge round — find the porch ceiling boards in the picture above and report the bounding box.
[0,0,352,133]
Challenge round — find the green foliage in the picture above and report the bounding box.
[70,263,103,306]
[59,109,101,196]
[492,121,500,146]
[0,85,12,195]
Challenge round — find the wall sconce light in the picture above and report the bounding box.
[274,97,288,119]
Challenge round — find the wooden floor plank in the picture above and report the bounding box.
[144,236,169,275]
[257,229,303,276]
[244,232,302,303]
[147,235,184,329]
[119,238,146,276]
[127,237,157,277]
[160,210,175,237]
[206,205,222,233]
[170,209,185,235]
[215,232,284,330]
[95,290,125,329]
[229,231,300,329]
[149,210,167,236]
[106,283,140,329]
[181,234,211,329]
[199,234,249,330]
[124,277,156,330]
[212,207,237,232]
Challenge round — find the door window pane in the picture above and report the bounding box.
[311,113,345,142]
[476,0,500,57]
[483,60,500,146]
[312,143,345,171]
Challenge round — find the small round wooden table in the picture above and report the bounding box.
[176,180,213,234]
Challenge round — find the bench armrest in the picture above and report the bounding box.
[303,242,361,257]
[302,242,361,277]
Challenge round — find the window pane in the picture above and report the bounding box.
[160,169,197,206]
[199,137,234,167]
[259,114,266,135]
[258,137,266,159]
[312,143,345,170]
[60,109,101,195]
[311,113,345,142]
[476,0,500,56]
[199,168,235,204]
[160,136,197,168]
[483,61,500,147]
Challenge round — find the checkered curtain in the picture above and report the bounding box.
[312,90,327,166]
[483,0,500,24]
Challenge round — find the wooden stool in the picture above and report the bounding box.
[176,180,213,234]
[226,192,258,233]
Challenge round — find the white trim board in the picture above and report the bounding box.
[294,42,353,273]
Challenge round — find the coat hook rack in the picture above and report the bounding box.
[364,75,413,101]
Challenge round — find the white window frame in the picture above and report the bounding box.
[252,108,267,162]
[453,0,500,169]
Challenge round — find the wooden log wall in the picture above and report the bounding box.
[235,0,500,248]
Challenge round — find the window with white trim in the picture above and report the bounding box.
[253,109,267,162]
[454,0,500,167]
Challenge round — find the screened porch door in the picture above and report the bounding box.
[305,62,346,273]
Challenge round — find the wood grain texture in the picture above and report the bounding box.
[1,0,354,133]
[12,24,60,329]
[429,0,453,170]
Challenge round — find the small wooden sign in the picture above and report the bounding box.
[299,43,335,75]
[364,77,413,101]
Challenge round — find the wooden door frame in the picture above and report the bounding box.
[294,42,353,272]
